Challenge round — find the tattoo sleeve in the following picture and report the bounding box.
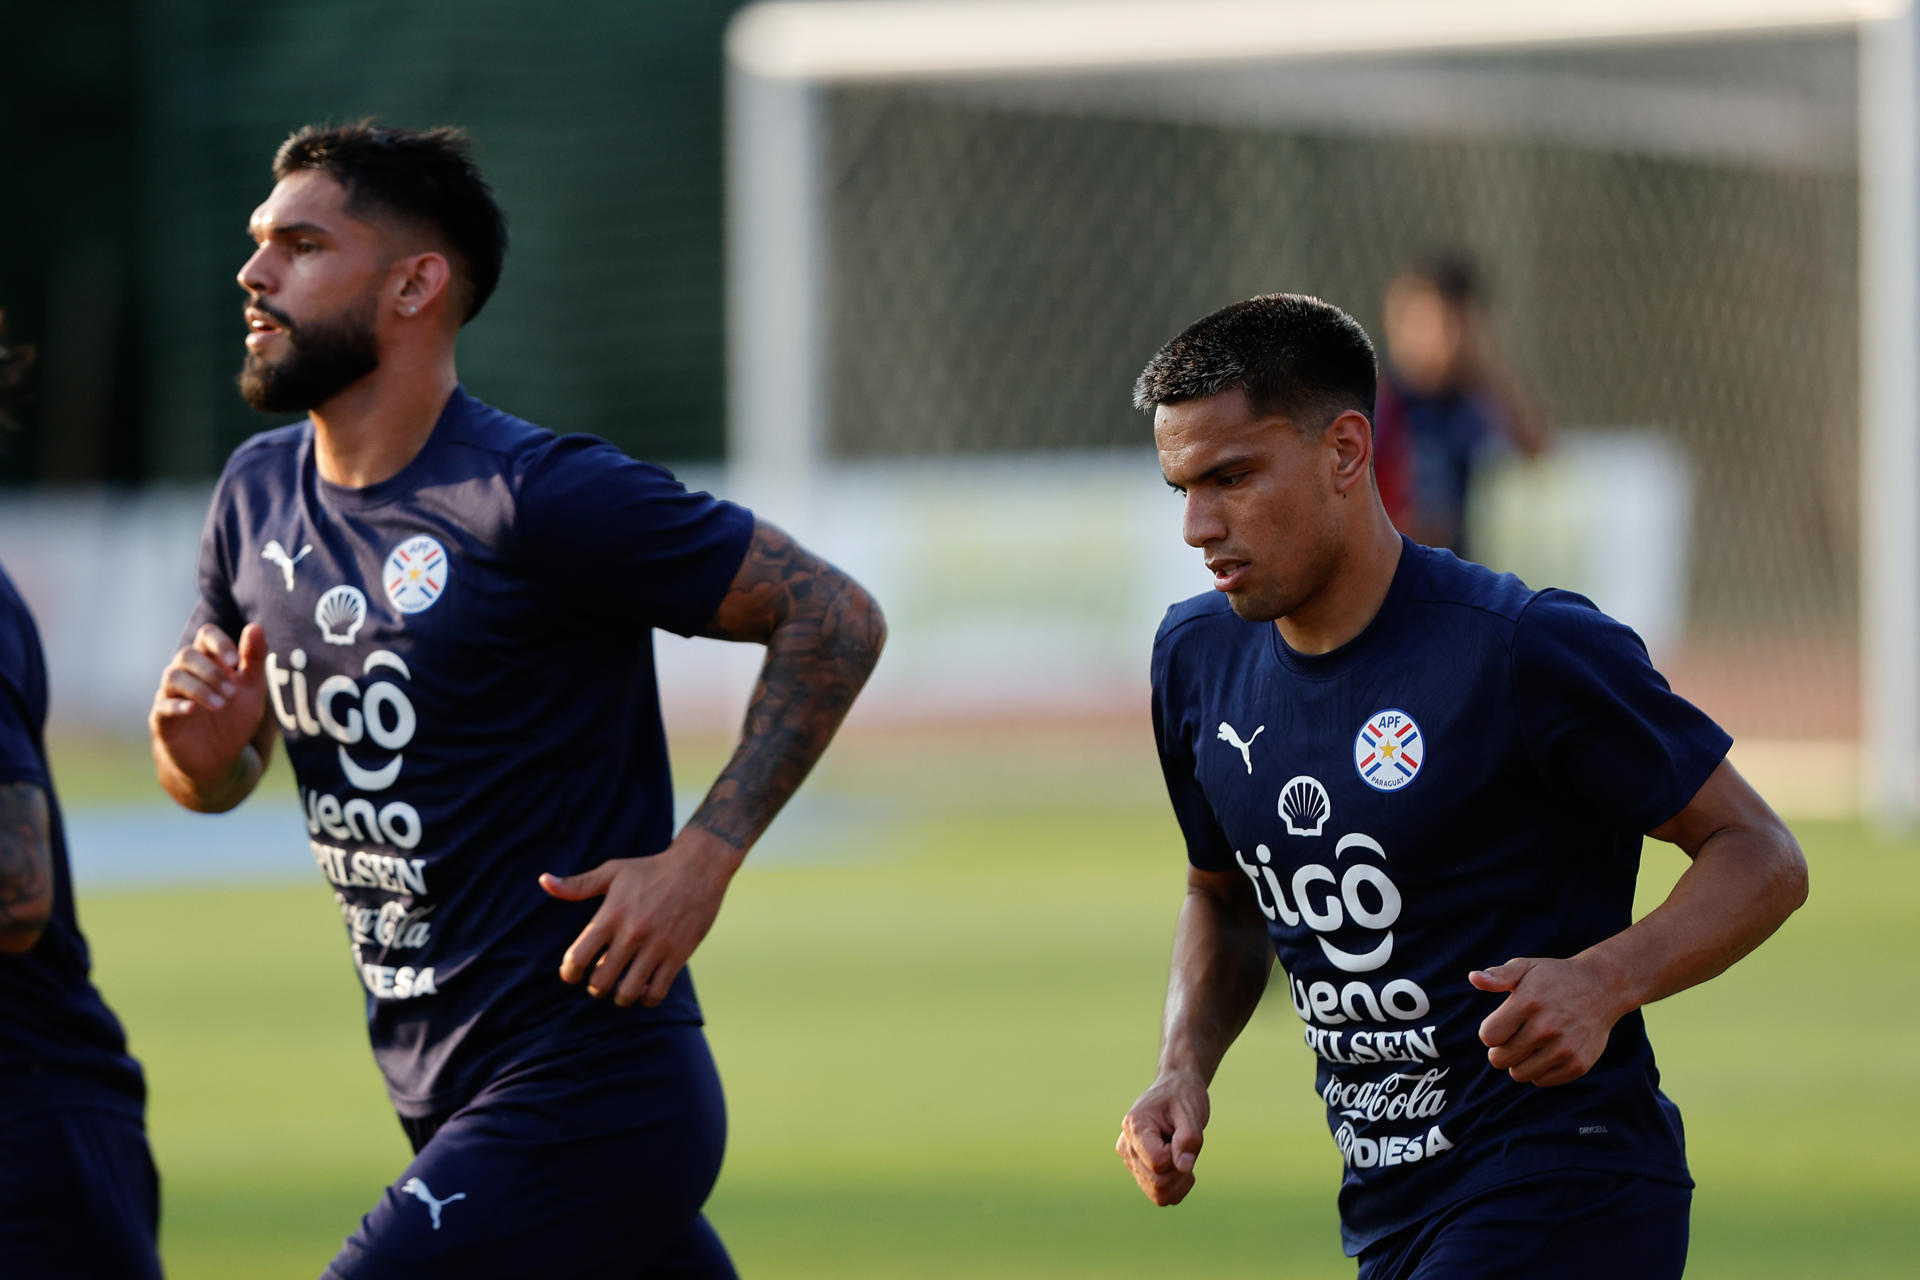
[690,521,886,852]
[0,781,53,953]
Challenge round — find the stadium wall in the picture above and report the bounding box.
[1,435,1689,736]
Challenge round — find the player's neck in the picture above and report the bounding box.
[309,356,459,489]
[1275,511,1403,656]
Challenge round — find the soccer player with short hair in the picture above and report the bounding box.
[0,315,161,1277]
[149,123,885,1278]
[1115,294,1806,1279]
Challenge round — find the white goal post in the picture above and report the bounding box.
[725,0,1920,825]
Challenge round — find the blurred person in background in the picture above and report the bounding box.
[0,311,162,1277]
[148,123,884,1278]
[1117,294,1806,1279]
[1374,253,1545,557]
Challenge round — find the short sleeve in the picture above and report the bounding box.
[176,471,245,652]
[0,594,48,789]
[516,435,755,637]
[1152,614,1233,872]
[1512,590,1731,833]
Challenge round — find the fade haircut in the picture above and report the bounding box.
[1132,293,1377,430]
[273,122,509,323]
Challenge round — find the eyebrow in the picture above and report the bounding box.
[250,220,333,243]
[1165,453,1258,490]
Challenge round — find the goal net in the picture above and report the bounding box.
[723,0,1920,821]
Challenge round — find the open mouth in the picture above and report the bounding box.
[1207,559,1250,593]
[244,309,287,349]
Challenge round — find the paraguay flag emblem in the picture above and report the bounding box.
[1354,709,1424,792]
[384,535,449,615]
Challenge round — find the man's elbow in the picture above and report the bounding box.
[827,576,888,677]
[1776,837,1810,915]
[859,589,888,665]
[1760,817,1810,918]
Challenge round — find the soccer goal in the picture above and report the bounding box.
[724,0,1920,823]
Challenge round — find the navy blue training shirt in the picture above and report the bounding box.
[1151,538,1728,1255]
[184,389,754,1119]
[0,564,146,1123]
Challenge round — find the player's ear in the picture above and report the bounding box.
[390,250,454,321]
[1325,409,1372,496]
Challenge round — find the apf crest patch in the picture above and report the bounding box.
[1354,709,1424,792]
[384,535,449,615]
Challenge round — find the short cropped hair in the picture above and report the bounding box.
[1132,293,1377,428]
[273,121,509,323]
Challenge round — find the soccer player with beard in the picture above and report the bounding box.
[0,314,161,1278]
[148,123,885,1278]
[1114,295,1807,1279]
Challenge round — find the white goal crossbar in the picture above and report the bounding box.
[730,1,1899,81]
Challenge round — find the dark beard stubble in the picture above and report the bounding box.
[238,297,381,413]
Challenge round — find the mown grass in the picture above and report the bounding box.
[67,732,1919,1277]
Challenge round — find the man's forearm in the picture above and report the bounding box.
[687,571,885,853]
[1578,826,1807,1020]
[1159,882,1274,1083]
[0,781,53,954]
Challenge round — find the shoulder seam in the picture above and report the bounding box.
[227,430,303,459]
[219,426,306,482]
[1404,587,1535,629]
[1157,607,1221,643]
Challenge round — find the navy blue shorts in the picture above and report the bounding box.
[1356,1168,1690,1280]
[0,1105,161,1280]
[325,1022,734,1280]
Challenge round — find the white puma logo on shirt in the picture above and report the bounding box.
[261,540,313,591]
[401,1177,466,1230]
[1217,721,1265,774]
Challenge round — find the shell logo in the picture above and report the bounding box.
[1279,775,1331,837]
[315,585,368,646]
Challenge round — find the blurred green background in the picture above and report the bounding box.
[62,733,1920,1277]
[0,0,749,485]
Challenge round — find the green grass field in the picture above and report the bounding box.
[66,732,1920,1277]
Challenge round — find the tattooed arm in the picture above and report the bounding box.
[0,781,53,954]
[540,519,885,1006]
[686,521,887,848]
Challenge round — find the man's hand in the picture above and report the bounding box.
[539,829,744,1008]
[538,522,879,1012]
[1470,955,1626,1087]
[1116,866,1267,1208]
[151,622,273,811]
[1116,1069,1211,1206]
